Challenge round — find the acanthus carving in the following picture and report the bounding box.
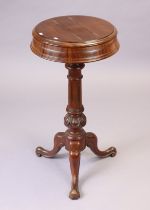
[64,113,86,129]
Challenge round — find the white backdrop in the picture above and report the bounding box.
[0,0,150,210]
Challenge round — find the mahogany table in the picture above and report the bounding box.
[30,15,119,199]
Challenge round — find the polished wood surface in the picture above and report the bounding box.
[31,15,119,63]
[35,64,117,199]
[31,16,119,200]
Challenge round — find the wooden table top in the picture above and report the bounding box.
[31,15,119,63]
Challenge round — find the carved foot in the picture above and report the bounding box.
[69,141,81,200]
[36,132,65,158]
[69,186,80,200]
[86,132,117,158]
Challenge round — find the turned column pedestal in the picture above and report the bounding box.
[30,15,119,199]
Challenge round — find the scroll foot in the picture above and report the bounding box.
[35,132,65,158]
[86,132,117,158]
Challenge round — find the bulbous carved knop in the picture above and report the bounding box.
[64,113,86,129]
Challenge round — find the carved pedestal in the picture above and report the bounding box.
[36,63,117,199]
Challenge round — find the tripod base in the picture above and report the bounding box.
[36,62,117,200]
[36,130,116,200]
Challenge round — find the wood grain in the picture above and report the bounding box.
[31,16,119,199]
[35,64,117,199]
[31,15,119,63]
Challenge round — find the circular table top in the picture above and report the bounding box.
[31,15,119,63]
